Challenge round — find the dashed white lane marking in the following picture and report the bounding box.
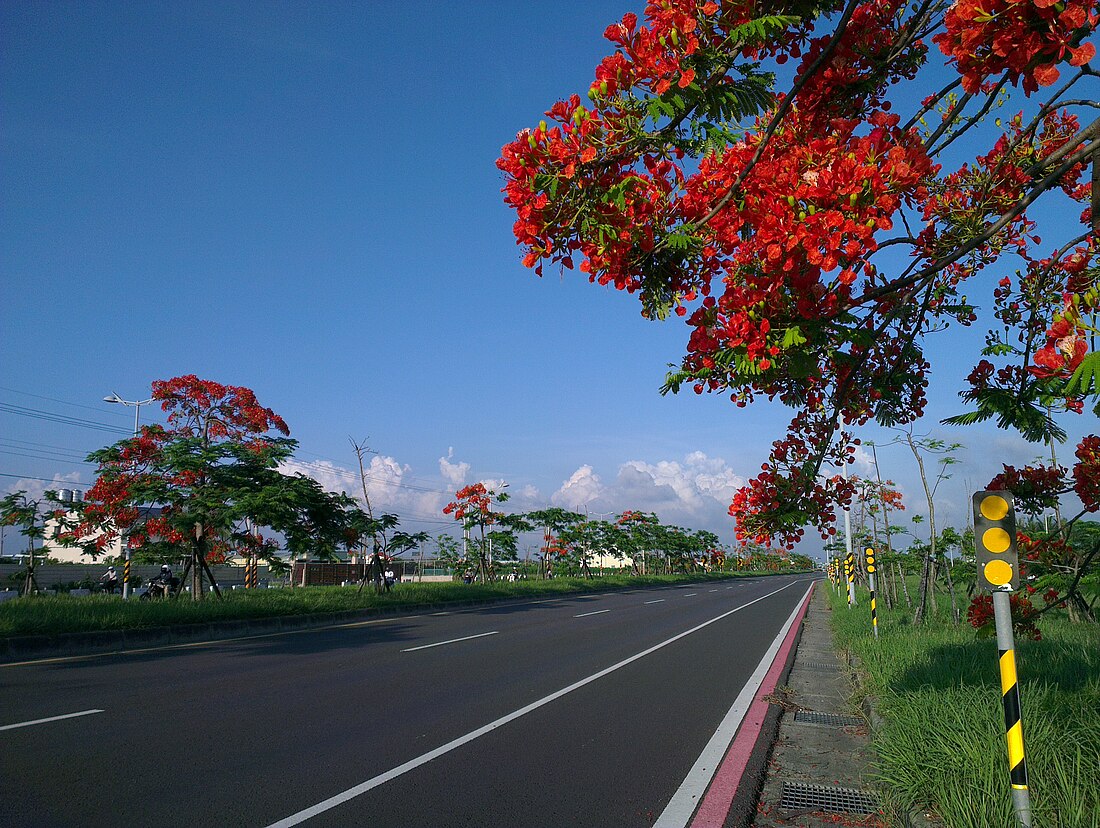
[263,581,801,828]
[574,609,611,618]
[645,599,666,605]
[400,631,498,652]
[0,709,104,731]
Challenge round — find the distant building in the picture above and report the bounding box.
[41,503,165,564]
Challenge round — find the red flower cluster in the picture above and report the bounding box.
[986,463,1068,515]
[933,0,1098,94]
[966,592,1042,640]
[153,375,290,441]
[443,483,494,522]
[1073,435,1100,511]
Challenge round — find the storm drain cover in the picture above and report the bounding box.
[800,660,841,670]
[780,782,877,815]
[793,710,864,727]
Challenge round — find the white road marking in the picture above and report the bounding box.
[400,631,498,652]
[263,580,801,828]
[709,589,718,593]
[644,599,666,605]
[684,593,698,597]
[573,609,611,618]
[653,584,812,828]
[0,709,104,732]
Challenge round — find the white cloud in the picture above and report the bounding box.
[551,452,746,534]
[551,465,605,510]
[439,447,469,488]
[2,472,84,503]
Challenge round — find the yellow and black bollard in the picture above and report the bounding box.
[845,551,856,607]
[994,590,1030,826]
[974,490,1031,827]
[122,550,132,600]
[865,547,878,639]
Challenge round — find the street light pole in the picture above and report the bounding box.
[103,392,154,599]
[103,392,153,437]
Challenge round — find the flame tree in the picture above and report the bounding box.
[498,0,1099,548]
[62,375,351,599]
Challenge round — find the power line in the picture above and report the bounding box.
[0,449,95,466]
[0,471,86,484]
[0,402,131,435]
[0,384,137,418]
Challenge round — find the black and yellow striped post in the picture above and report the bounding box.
[246,555,257,589]
[845,551,856,607]
[994,590,1031,826]
[865,547,878,639]
[974,491,1031,827]
[122,549,132,600]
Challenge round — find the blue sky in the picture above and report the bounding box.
[2,2,1094,559]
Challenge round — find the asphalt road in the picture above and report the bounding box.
[0,574,815,827]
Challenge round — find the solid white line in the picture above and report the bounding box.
[0,709,104,732]
[574,609,610,618]
[263,580,801,828]
[645,599,666,605]
[653,582,812,828]
[400,631,498,652]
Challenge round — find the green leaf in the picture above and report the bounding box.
[781,326,806,348]
[1062,351,1100,398]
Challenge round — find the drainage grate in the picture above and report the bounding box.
[800,660,841,670]
[780,782,877,815]
[793,710,864,727]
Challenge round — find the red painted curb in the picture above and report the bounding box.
[689,582,816,827]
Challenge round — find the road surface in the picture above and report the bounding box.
[0,574,815,827]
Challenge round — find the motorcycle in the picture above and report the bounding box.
[140,577,179,600]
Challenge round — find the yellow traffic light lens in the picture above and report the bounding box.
[984,559,1013,586]
[983,527,1012,554]
[980,495,1010,521]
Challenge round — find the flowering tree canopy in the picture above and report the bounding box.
[63,375,351,598]
[499,0,1099,548]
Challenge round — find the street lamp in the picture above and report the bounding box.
[103,391,154,599]
[103,392,154,437]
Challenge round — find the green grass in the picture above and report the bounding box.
[826,583,1100,828]
[0,571,764,638]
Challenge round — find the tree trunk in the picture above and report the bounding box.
[897,560,912,609]
[191,525,206,601]
[914,552,932,624]
[943,555,960,624]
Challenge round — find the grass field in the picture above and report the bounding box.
[826,583,1100,828]
[0,571,765,638]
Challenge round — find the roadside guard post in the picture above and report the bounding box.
[845,551,856,607]
[122,548,132,600]
[865,547,878,639]
[974,490,1031,828]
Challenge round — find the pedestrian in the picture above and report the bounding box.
[100,566,119,594]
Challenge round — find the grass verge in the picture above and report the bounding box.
[826,584,1100,828]
[0,572,764,638]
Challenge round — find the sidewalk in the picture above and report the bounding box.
[750,585,881,827]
